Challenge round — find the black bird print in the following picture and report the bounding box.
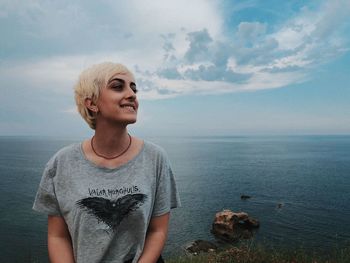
[76,193,147,231]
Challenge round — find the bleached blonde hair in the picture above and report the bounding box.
[74,62,134,129]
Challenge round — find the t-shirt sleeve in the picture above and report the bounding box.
[152,151,181,217]
[32,156,61,216]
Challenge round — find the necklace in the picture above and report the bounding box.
[91,134,132,159]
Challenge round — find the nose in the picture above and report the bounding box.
[125,85,137,100]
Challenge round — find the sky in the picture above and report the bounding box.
[1,0,350,137]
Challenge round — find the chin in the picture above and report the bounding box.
[124,117,137,125]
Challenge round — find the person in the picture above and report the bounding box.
[33,62,181,263]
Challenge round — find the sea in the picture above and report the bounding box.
[0,135,349,262]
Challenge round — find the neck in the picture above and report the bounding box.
[93,122,130,156]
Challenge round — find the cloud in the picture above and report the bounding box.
[1,0,349,101]
[183,64,251,83]
[272,0,350,62]
[184,29,213,64]
[136,0,350,99]
[237,22,267,45]
[233,36,280,66]
[0,0,223,59]
[157,67,183,80]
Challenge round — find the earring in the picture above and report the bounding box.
[90,106,98,113]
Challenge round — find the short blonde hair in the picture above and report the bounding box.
[74,62,134,129]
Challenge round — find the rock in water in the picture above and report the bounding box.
[211,209,259,242]
[244,217,260,228]
[185,240,218,254]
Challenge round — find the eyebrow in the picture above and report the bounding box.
[108,78,136,86]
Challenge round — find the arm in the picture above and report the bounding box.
[137,212,170,263]
[48,215,75,263]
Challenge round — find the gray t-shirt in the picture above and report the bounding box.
[33,140,181,263]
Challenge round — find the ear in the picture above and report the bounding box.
[84,98,98,113]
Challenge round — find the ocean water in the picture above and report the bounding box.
[0,135,349,262]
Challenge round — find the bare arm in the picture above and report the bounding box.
[137,213,170,263]
[48,215,75,263]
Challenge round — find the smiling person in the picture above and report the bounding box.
[33,62,181,263]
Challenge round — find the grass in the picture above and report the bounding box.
[166,242,350,263]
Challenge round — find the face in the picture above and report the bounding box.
[95,72,139,125]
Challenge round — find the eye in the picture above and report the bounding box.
[131,85,138,93]
[110,83,123,90]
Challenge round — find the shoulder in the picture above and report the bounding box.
[46,143,81,168]
[142,140,172,167]
[143,140,168,157]
[39,143,80,179]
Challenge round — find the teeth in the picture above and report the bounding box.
[122,105,135,110]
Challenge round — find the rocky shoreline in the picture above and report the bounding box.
[171,195,349,263]
[186,209,260,255]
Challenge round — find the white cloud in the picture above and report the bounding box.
[1,0,349,100]
[136,0,349,98]
[237,22,267,44]
[116,0,223,38]
[272,0,350,61]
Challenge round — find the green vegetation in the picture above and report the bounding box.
[167,243,350,263]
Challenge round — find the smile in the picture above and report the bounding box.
[121,105,136,111]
